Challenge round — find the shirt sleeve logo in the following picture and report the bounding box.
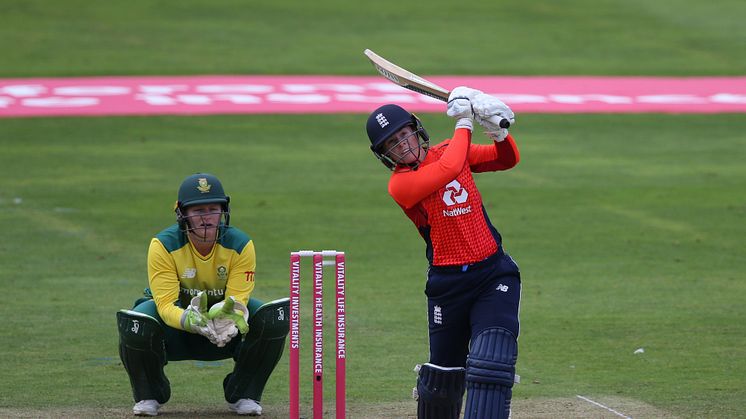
[442,180,468,206]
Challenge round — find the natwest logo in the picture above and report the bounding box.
[442,180,468,206]
[443,206,472,217]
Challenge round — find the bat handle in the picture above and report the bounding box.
[482,114,511,129]
[487,115,511,129]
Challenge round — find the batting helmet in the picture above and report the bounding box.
[175,173,231,233]
[366,104,429,170]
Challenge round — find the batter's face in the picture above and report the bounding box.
[183,203,223,243]
[382,125,424,166]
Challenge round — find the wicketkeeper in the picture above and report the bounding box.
[365,88,522,419]
[116,173,289,416]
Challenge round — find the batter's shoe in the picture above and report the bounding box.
[133,399,161,416]
[228,398,262,415]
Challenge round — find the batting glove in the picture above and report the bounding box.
[447,86,483,131]
[472,93,514,122]
[471,93,514,141]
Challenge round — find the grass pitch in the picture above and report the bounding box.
[1,0,746,417]
[1,113,745,418]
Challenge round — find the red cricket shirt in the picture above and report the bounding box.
[387,128,519,266]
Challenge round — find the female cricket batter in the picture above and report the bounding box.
[365,87,522,419]
[116,173,289,416]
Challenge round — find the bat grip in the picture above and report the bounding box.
[485,114,511,129]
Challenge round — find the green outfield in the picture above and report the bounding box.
[1,1,745,418]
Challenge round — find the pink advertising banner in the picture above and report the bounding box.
[1,75,745,118]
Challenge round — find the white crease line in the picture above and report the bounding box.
[576,395,633,419]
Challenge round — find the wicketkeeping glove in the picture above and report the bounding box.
[207,296,250,347]
[180,291,219,343]
[209,317,238,347]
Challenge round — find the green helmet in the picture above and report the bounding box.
[175,173,231,234]
[177,173,229,208]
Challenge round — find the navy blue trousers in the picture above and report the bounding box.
[425,251,521,367]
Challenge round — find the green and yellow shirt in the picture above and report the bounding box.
[147,224,256,330]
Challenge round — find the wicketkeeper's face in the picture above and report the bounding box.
[183,203,223,242]
[382,125,424,166]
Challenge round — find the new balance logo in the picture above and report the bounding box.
[496,284,509,292]
[375,113,389,128]
[181,268,196,279]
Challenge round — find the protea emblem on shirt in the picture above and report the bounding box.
[217,265,228,280]
[197,178,211,193]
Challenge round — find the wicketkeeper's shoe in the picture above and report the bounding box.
[228,398,262,415]
[133,399,161,416]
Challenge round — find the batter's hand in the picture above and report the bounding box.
[447,86,482,131]
[446,86,481,119]
[472,94,514,127]
[471,93,514,141]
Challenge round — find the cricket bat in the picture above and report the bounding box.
[363,49,510,128]
[364,48,450,101]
